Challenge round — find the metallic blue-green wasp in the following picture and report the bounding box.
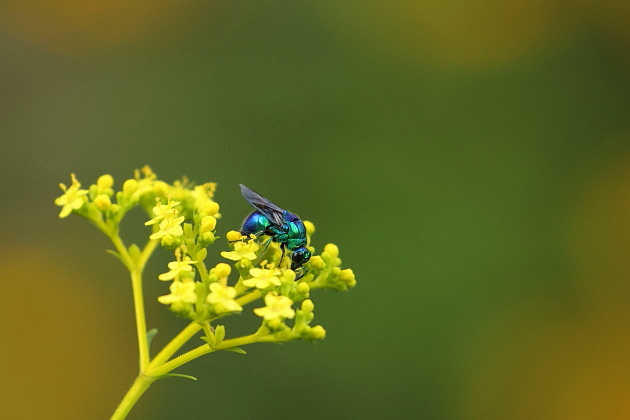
[239,184,311,279]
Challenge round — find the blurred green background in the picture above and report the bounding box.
[2,1,630,419]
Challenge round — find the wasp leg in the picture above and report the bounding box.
[279,243,287,268]
[251,236,275,267]
[261,236,273,254]
[295,267,308,280]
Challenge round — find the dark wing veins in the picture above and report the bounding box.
[240,184,286,226]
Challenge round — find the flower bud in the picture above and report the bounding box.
[169,301,190,315]
[201,232,215,244]
[266,318,285,332]
[200,216,217,232]
[201,201,219,216]
[283,269,296,282]
[226,230,244,242]
[310,325,326,340]
[296,282,310,295]
[308,255,325,270]
[340,269,356,288]
[160,234,177,248]
[303,220,315,236]
[122,179,138,195]
[153,181,170,196]
[94,194,112,211]
[97,174,114,193]
[213,263,232,279]
[323,244,339,259]
[301,299,314,313]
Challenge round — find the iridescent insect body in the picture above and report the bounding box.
[239,184,311,278]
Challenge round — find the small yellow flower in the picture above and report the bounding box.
[55,173,88,218]
[243,267,281,289]
[133,165,158,197]
[207,282,242,313]
[150,216,185,241]
[159,249,197,281]
[146,197,185,242]
[139,165,155,177]
[157,280,197,305]
[254,292,295,320]
[145,197,180,226]
[221,240,259,261]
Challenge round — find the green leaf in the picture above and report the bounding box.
[200,335,214,347]
[106,249,124,263]
[128,244,141,264]
[147,328,158,350]
[160,373,198,381]
[223,347,247,354]
[214,325,225,344]
[196,248,207,262]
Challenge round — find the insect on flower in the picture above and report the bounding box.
[239,184,311,279]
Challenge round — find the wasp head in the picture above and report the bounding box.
[291,247,311,271]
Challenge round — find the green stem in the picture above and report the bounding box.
[148,344,215,377]
[106,233,151,370]
[236,290,262,306]
[104,230,153,371]
[114,327,263,418]
[147,333,262,377]
[108,232,134,270]
[88,217,157,418]
[139,238,159,268]
[130,268,150,370]
[149,322,202,368]
[110,374,156,420]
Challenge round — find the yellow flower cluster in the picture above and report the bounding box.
[55,167,356,352]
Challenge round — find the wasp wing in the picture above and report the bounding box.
[240,184,286,226]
